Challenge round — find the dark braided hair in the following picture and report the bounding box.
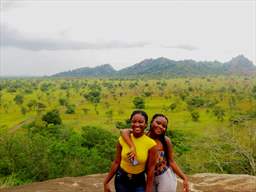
[130,110,148,124]
[149,114,170,166]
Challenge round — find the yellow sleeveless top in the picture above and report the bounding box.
[119,134,156,174]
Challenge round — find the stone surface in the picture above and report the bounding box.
[1,173,256,192]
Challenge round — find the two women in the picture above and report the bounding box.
[104,111,189,192]
[123,114,189,192]
[104,111,158,192]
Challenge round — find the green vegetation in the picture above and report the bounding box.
[0,76,255,187]
[133,97,145,109]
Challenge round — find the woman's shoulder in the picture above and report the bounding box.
[142,134,157,146]
[164,136,172,144]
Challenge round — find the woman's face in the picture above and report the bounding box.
[131,113,147,137]
[151,116,168,135]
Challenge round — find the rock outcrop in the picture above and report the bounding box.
[1,173,255,192]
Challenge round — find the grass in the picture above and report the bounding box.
[0,76,255,136]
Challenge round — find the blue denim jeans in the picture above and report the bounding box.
[114,168,145,192]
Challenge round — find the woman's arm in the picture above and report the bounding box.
[165,136,189,192]
[103,142,122,192]
[120,129,136,159]
[145,146,158,192]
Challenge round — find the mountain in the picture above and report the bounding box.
[52,55,255,78]
[223,55,256,75]
[53,64,116,77]
[117,57,225,77]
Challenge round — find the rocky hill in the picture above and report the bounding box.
[1,173,256,192]
[52,55,256,78]
[53,64,116,77]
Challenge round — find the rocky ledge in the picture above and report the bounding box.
[1,173,255,192]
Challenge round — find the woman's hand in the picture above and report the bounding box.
[183,178,189,192]
[104,183,111,192]
[127,146,137,161]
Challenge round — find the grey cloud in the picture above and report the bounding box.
[162,44,198,51]
[1,24,149,51]
[1,0,25,11]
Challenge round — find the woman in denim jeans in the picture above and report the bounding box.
[104,110,158,192]
[120,114,189,192]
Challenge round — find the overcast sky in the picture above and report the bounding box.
[1,0,255,76]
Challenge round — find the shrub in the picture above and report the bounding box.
[59,98,68,106]
[133,97,145,109]
[169,103,177,111]
[213,106,225,121]
[186,96,206,108]
[191,111,200,121]
[14,95,24,105]
[115,119,131,129]
[166,129,191,157]
[65,105,75,114]
[81,126,117,162]
[42,110,62,125]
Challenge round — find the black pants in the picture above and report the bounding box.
[114,168,146,192]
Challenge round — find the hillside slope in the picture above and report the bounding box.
[2,173,256,192]
[52,55,256,77]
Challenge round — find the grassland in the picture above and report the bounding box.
[0,76,255,186]
[1,76,255,132]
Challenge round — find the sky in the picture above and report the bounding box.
[0,0,255,76]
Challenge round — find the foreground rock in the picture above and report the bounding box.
[1,173,255,192]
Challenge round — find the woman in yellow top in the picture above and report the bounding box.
[104,110,158,192]
[121,114,189,192]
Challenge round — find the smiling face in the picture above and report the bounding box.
[131,113,147,137]
[151,116,168,136]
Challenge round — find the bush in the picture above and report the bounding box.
[169,103,177,111]
[65,105,75,114]
[213,106,225,121]
[166,129,191,157]
[84,90,101,104]
[13,95,24,105]
[191,111,200,121]
[133,97,145,109]
[187,96,206,108]
[42,110,62,125]
[59,98,68,106]
[115,119,131,129]
[0,124,118,187]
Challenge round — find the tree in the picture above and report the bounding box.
[105,109,113,121]
[40,83,51,92]
[36,102,46,114]
[187,96,205,108]
[169,103,177,111]
[65,104,75,114]
[143,91,152,97]
[115,119,131,129]
[20,106,27,115]
[213,106,225,121]
[42,110,62,125]
[59,98,68,106]
[0,92,2,106]
[14,95,24,105]
[84,89,101,114]
[252,85,256,99]
[228,96,236,110]
[82,108,90,114]
[133,97,145,109]
[27,99,37,111]
[191,111,200,121]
